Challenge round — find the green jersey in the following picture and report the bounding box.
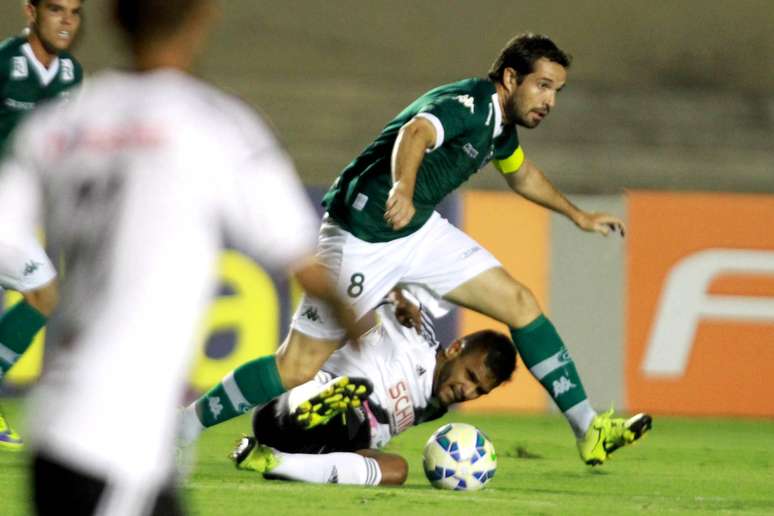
[0,36,83,153]
[322,78,525,242]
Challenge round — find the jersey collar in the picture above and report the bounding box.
[21,42,60,87]
[490,92,504,139]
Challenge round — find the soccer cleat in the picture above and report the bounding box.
[0,408,24,452]
[230,436,280,474]
[289,376,372,430]
[577,409,652,466]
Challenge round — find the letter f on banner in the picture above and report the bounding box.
[642,249,774,377]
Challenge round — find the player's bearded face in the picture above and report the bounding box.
[433,348,495,407]
[508,58,567,129]
[29,0,82,54]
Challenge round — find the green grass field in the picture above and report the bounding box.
[2,398,773,515]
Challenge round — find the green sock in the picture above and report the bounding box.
[510,315,588,413]
[194,355,286,428]
[0,301,47,379]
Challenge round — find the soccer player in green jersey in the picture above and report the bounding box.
[0,0,84,451]
[184,33,652,466]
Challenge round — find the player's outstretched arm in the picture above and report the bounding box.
[385,117,436,230]
[504,159,626,237]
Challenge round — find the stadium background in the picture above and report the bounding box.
[1,1,772,418]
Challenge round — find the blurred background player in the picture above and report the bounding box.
[0,0,83,452]
[0,0,358,514]
[229,288,516,486]
[282,33,650,466]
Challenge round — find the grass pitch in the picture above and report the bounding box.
[2,398,773,515]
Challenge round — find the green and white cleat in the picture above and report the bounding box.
[577,409,652,466]
[230,436,279,474]
[289,376,372,430]
[0,408,23,452]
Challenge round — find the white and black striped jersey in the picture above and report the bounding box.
[0,69,319,485]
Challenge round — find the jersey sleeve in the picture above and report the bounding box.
[218,110,319,270]
[415,94,484,151]
[0,132,42,244]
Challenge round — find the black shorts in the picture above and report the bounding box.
[251,393,372,454]
[32,453,184,516]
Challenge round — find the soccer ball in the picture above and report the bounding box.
[422,422,497,491]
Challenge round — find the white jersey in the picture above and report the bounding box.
[0,69,319,485]
[320,300,444,448]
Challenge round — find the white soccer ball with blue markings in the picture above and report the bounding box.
[422,422,497,491]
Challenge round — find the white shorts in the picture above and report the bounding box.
[0,239,56,292]
[291,211,501,340]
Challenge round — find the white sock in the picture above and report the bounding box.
[564,400,597,438]
[270,451,382,485]
[177,404,205,446]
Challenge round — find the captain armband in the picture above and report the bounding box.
[492,146,525,174]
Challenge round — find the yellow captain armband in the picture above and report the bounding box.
[493,146,525,174]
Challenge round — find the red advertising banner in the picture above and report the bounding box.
[626,192,774,416]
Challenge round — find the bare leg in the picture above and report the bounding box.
[443,267,541,328]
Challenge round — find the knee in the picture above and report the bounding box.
[274,351,318,389]
[512,283,537,310]
[23,280,59,316]
[505,283,541,325]
[376,454,409,485]
[274,330,342,389]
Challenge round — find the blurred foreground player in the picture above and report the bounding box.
[0,0,84,451]
[0,0,356,514]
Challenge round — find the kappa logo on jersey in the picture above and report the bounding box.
[416,365,427,377]
[462,143,479,159]
[23,260,42,276]
[208,396,224,419]
[60,59,75,82]
[388,380,415,433]
[454,95,475,114]
[301,306,322,323]
[11,57,28,80]
[552,376,576,397]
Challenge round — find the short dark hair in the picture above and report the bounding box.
[488,33,572,84]
[461,330,517,384]
[29,0,85,6]
[114,0,206,43]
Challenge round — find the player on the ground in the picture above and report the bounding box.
[229,289,516,486]
[0,0,359,514]
[0,0,84,451]
[189,33,651,467]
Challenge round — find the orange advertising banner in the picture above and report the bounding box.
[459,191,549,412]
[626,192,774,416]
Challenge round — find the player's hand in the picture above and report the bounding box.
[389,289,422,331]
[574,211,626,237]
[384,182,416,230]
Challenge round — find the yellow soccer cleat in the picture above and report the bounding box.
[230,436,280,474]
[577,409,652,466]
[0,407,23,452]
